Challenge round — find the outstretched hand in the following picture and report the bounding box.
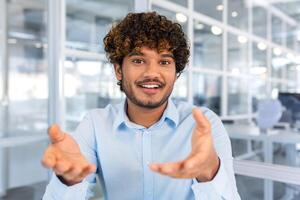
[42,124,96,186]
[149,108,220,182]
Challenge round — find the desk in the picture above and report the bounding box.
[225,124,300,200]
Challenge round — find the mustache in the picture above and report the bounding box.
[136,78,165,86]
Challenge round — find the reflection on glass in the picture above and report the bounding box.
[151,6,188,34]
[286,53,298,80]
[227,0,248,31]
[273,181,300,200]
[236,174,300,200]
[8,0,46,42]
[272,1,300,16]
[250,78,268,112]
[64,58,124,131]
[271,48,285,78]
[194,0,223,22]
[228,33,248,74]
[297,38,300,52]
[287,82,297,91]
[271,142,300,198]
[286,25,296,50]
[231,139,248,159]
[66,0,134,53]
[253,6,267,39]
[235,175,264,199]
[6,0,48,135]
[271,82,286,96]
[272,15,283,45]
[231,139,264,161]
[228,77,248,115]
[171,72,187,101]
[273,142,299,167]
[193,21,222,69]
[252,41,267,75]
[163,0,187,7]
[192,73,221,115]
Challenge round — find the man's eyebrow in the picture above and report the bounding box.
[127,52,175,59]
[128,52,143,57]
[161,53,175,59]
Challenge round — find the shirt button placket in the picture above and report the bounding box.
[142,130,153,200]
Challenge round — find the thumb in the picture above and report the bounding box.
[48,124,65,144]
[192,108,210,131]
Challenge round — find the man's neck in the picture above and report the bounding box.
[126,99,168,128]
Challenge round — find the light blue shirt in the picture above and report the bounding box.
[43,99,240,200]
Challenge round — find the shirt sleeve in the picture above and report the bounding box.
[42,173,96,200]
[42,113,99,200]
[191,108,241,200]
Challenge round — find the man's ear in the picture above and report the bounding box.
[114,64,122,81]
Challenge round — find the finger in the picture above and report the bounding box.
[192,108,211,132]
[150,161,184,176]
[182,157,200,174]
[48,124,65,143]
[77,164,96,180]
[42,147,59,168]
[53,160,72,175]
[161,160,198,179]
[149,163,160,172]
[88,164,97,173]
[65,165,84,178]
[154,155,202,179]
[179,154,206,177]
[41,153,56,168]
[182,156,195,169]
[64,164,90,184]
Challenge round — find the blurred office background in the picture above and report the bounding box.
[0,0,300,199]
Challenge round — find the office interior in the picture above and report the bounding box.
[0,0,300,199]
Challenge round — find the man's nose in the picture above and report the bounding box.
[143,61,160,78]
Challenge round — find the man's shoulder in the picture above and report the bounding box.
[172,99,216,118]
[85,102,121,120]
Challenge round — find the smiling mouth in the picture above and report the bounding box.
[137,82,163,94]
[140,84,160,89]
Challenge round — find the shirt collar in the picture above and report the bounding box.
[112,98,179,131]
[163,98,179,128]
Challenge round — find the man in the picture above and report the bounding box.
[42,12,240,200]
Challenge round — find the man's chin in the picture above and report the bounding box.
[124,88,171,109]
[128,97,167,109]
[136,100,165,109]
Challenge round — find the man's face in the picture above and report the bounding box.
[114,47,177,109]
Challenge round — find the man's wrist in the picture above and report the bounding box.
[196,157,220,182]
[57,175,81,186]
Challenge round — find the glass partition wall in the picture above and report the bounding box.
[0,0,49,196]
[64,0,134,131]
[150,0,300,200]
[1,0,300,199]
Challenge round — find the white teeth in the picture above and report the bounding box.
[141,84,159,89]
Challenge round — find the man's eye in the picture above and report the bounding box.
[132,59,144,64]
[160,60,171,65]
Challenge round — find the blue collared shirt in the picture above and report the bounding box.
[43,99,240,200]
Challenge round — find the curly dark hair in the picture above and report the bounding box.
[103,11,190,77]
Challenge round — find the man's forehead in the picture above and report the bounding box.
[128,47,174,56]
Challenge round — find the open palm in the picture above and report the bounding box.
[42,125,96,185]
